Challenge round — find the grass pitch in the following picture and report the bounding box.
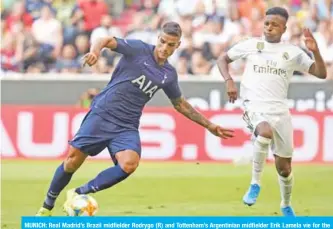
[1,160,333,228]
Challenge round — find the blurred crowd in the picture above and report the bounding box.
[1,0,333,79]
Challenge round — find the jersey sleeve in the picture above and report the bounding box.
[227,38,252,61]
[113,38,146,56]
[163,72,182,99]
[292,48,315,72]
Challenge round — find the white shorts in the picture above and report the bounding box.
[243,110,294,158]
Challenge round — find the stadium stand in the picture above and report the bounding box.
[1,0,332,79]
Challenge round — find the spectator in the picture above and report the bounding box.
[75,34,89,58]
[176,57,189,76]
[315,0,333,20]
[295,0,311,23]
[91,57,113,73]
[237,0,266,21]
[31,5,63,60]
[90,15,123,45]
[190,50,213,75]
[55,44,81,73]
[125,11,159,44]
[74,0,108,35]
[1,32,22,72]
[10,20,41,71]
[5,1,33,33]
[289,0,303,12]
[52,0,76,26]
[313,20,332,62]
[249,7,265,37]
[193,15,230,48]
[26,62,46,73]
[25,0,55,20]
[0,0,331,80]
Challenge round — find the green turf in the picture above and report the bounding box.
[1,160,333,228]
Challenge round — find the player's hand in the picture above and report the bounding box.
[207,123,234,139]
[82,52,99,67]
[226,79,238,103]
[303,28,319,53]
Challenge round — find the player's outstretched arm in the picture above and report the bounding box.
[171,96,234,139]
[303,28,327,79]
[82,37,117,66]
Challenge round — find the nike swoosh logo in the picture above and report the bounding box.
[162,74,167,84]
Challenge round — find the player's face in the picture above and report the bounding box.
[156,32,181,60]
[263,15,287,43]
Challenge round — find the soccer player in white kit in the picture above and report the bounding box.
[217,7,327,216]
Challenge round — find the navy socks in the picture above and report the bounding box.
[43,163,73,210]
[75,165,129,194]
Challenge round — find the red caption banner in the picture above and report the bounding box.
[1,105,332,163]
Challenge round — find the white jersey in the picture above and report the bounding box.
[227,37,314,114]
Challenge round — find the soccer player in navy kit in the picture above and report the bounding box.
[36,22,235,216]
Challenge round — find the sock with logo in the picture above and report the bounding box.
[251,136,271,185]
[75,165,129,194]
[279,173,294,207]
[43,162,74,210]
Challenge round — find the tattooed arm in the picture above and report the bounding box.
[171,96,212,128]
[171,96,234,138]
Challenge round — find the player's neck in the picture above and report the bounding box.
[265,38,282,44]
[153,49,167,66]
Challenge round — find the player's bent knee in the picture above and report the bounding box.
[120,160,139,174]
[64,146,87,173]
[116,150,140,174]
[256,122,273,139]
[275,156,292,177]
[277,167,292,177]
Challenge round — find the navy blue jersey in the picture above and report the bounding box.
[91,38,182,129]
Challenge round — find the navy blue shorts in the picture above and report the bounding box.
[69,110,141,161]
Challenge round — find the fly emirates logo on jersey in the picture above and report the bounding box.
[253,60,287,78]
[1,106,333,163]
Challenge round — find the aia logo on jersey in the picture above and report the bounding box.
[131,75,159,98]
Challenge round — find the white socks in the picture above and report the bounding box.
[251,135,293,208]
[251,136,271,185]
[279,173,293,207]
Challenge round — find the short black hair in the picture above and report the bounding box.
[266,7,289,21]
[162,22,182,37]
